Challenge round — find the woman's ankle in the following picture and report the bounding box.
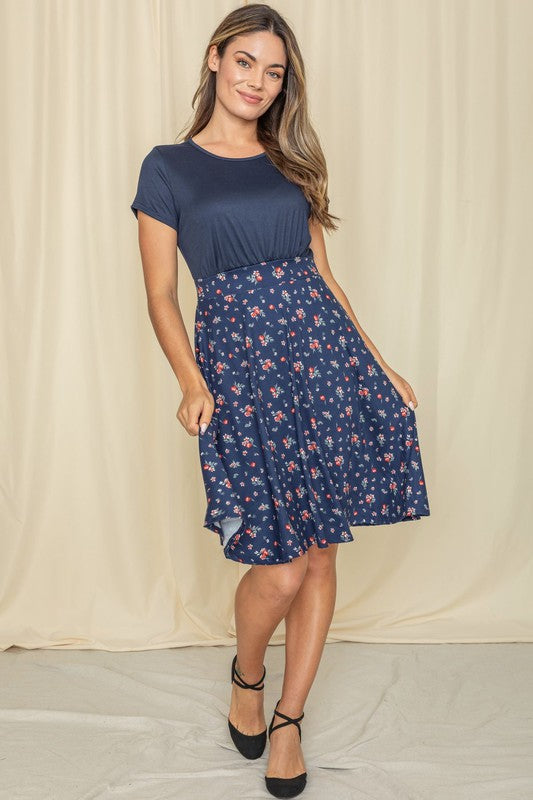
[235,658,265,685]
[275,697,305,718]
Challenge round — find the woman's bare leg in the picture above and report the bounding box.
[229,553,310,736]
[266,542,339,779]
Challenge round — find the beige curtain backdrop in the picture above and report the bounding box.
[1,0,532,651]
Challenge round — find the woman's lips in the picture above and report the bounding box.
[238,90,262,104]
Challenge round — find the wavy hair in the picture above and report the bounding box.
[175,2,341,232]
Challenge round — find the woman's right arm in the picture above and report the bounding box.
[135,211,215,436]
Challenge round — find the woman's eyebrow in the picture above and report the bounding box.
[233,50,286,70]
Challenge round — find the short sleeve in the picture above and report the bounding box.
[130,147,179,232]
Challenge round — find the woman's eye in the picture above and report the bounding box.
[236,59,281,80]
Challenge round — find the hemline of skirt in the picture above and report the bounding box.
[202,508,430,565]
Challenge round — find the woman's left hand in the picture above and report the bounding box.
[380,363,418,410]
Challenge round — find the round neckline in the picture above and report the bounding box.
[187,137,267,161]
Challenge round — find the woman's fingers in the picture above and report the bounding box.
[186,402,206,435]
[381,364,419,410]
[198,398,215,435]
[177,402,201,435]
[177,392,215,436]
[403,381,418,410]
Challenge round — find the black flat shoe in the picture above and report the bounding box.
[265,699,307,798]
[227,653,267,759]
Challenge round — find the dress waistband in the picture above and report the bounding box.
[194,247,318,299]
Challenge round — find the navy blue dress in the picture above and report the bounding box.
[131,139,430,565]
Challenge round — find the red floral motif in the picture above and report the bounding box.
[193,253,430,565]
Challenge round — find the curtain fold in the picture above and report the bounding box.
[1,0,532,650]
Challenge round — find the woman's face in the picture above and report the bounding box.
[210,32,287,119]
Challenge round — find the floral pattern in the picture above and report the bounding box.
[194,249,430,565]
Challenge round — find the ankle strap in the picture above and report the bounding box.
[231,654,265,690]
[269,699,305,740]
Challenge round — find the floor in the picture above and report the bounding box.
[1,641,532,799]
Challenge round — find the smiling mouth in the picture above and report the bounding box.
[238,90,262,102]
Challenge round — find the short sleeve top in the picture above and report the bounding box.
[130,138,312,280]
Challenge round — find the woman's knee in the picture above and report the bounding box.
[306,542,338,576]
[251,554,308,604]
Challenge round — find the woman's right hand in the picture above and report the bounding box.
[177,383,216,436]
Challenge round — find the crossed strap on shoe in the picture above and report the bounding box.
[228,654,267,760]
[231,654,266,691]
[268,699,305,741]
[265,699,307,797]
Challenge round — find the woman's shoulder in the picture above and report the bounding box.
[149,141,190,161]
[144,142,199,179]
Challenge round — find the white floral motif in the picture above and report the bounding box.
[192,253,430,565]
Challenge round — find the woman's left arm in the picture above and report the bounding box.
[309,219,418,410]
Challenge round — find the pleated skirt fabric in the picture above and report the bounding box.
[193,249,430,565]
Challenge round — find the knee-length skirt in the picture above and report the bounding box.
[193,248,430,565]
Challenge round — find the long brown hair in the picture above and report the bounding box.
[175,2,341,232]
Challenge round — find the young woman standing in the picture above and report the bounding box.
[131,4,430,797]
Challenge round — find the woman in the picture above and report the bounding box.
[131,4,430,797]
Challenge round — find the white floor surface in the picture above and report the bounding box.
[1,641,532,799]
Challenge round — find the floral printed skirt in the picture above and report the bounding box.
[193,248,430,565]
